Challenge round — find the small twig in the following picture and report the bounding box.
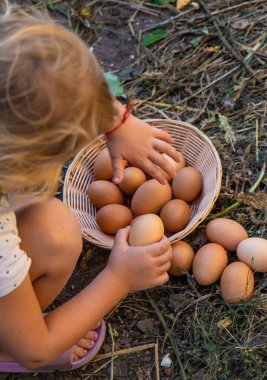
[256,119,259,164]
[186,89,212,124]
[128,0,145,37]
[141,9,192,33]
[147,105,171,119]
[108,323,115,380]
[134,99,200,113]
[154,340,160,380]
[93,343,157,361]
[206,161,266,220]
[145,291,187,380]
[83,358,115,379]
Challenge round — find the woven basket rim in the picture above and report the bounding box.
[63,118,222,249]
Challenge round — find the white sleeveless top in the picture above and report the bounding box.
[0,196,31,297]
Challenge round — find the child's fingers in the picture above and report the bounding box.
[153,128,174,144]
[143,236,171,256]
[154,272,169,287]
[154,246,172,266]
[114,226,131,244]
[111,156,125,184]
[153,139,182,162]
[149,151,176,179]
[157,261,171,275]
[139,159,168,185]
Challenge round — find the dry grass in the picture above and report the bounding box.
[0,1,266,379]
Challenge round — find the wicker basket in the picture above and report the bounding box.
[63,119,222,249]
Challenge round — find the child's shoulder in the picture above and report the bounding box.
[0,194,19,244]
[0,194,31,298]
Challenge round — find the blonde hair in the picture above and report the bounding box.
[0,4,117,205]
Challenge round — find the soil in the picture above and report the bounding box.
[0,1,266,380]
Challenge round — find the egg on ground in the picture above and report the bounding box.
[131,179,172,215]
[206,218,248,252]
[87,180,123,208]
[160,199,190,232]
[96,204,133,235]
[192,243,228,285]
[128,214,164,246]
[220,261,254,303]
[169,241,195,276]
[237,237,267,272]
[172,167,202,202]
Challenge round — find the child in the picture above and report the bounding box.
[0,4,180,372]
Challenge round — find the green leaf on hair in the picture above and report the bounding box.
[104,72,124,97]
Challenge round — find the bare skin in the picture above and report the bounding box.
[0,198,99,363]
[107,100,183,185]
[0,198,172,369]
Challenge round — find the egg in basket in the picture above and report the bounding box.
[63,119,222,250]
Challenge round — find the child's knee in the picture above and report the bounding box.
[17,198,83,267]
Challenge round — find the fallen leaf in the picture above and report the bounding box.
[190,36,202,47]
[80,6,92,18]
[143,28,168,46]
[176,0,192,10]
[232,19,250,30]
[217,317,232,330]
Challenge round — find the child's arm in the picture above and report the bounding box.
[106,99,182,184]
[0,228,171,369]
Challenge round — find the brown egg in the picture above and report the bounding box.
[192,243,228,285]
[172,167,202,202]
[87,180,123,208]
[159,152,186,181]
[96,204,133,235]
[206,218,248,252]
[160,199,190,232]
[94,147,127,180]
[118,167,146,194]
[131,179,172,215]
[130,215,143,226]
[237,237,267,272]
[128,214,164,246]
[220,262,254,303]
[169,241,195,276]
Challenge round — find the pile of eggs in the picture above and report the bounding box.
[170,217,267,304]
[87,147,203,245]
[87,146,266,305]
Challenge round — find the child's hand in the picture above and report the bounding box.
[106,114,182,185]
[105,226,172,294]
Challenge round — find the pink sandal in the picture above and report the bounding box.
[0,320,106,372]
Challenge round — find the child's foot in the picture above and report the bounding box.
[0,322,101,364]
[72,321,101,362]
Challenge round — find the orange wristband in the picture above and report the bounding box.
[105,103,133,137]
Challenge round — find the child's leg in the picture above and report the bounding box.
[14,198,98,361]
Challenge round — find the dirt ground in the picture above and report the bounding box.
[0,1,266,380]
